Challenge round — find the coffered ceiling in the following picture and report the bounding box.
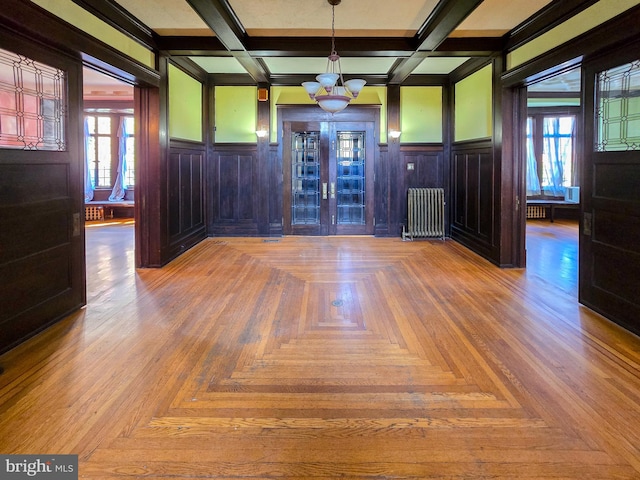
[112,0,556,79]
[79,0,593,92]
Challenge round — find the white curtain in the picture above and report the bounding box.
[84,118,94,202]
[109,117,128,201]
[526,117,541,196]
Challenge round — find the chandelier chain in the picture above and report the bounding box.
[331,4,336,55]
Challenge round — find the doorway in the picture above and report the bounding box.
[283,120,375,235]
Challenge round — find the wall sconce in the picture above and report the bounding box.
[389,130,402,142]
[255,128,268,139]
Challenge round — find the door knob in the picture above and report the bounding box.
[322,182,328,200]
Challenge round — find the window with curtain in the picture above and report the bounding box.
[84,112,134,190]
[526,113,578,197]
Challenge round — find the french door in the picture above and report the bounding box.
[283,121,375,235]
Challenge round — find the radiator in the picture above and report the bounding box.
[526,205,546,219]
[85,205,104,221]
[402,188,445,241]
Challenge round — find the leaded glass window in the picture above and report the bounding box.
[0,48,66,151]
[596,60,640,151]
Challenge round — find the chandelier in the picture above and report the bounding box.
[302,0,366,114]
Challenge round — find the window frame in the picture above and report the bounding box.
[84,104,134,190]
[526,106,580,199]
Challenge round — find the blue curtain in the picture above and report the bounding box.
[109,117,128,201]
[84,118,94,202]
[526,117,541,196]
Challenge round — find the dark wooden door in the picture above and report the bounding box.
[580,53,640,336]
[283,120,375,236]
[0,36,85,353]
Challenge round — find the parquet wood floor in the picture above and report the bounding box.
[1,220,640,479]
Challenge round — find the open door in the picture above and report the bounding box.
[580,53,640,335]
[0,37,85,353]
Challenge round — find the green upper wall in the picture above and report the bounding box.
[508,0,640,69]
[29,0,155,68]
[215,86,258,143]
[454,64,493,142]
[168,64,203,142]
[400,87,443,143]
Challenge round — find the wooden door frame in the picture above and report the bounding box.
[278,105,381,236]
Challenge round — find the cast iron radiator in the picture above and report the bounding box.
[402,188,445,241]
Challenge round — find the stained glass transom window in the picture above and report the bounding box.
[595,59,640,152]
[0,48,66,151]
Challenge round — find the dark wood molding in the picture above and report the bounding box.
[156,36,228,55]
[416,0,484,51]
[401,75,449,86]
[505,0,599,52]
[435,37,504,55]
[184,0,268,83]
[168,57,209,84]
[450,57,495,83]
[0,0,160,87]
[502,6,640,88]
[70,0,156,51]
[388,0,485,84]
[246,36,415,57]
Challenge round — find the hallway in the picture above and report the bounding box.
[1,223,639,479]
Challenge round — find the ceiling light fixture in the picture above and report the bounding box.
[302,0,366,114]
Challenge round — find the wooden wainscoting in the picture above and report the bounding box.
[1,224,640,478]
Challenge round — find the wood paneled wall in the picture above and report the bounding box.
[450,141,500,263]
[167,140,206,259]
[209,144,260,236]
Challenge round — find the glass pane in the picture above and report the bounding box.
[86,116,96,134]
[0,47,66,150]
[97,137,111,187]
[291,131,320,225]
[97,116,111,134]
[596,59,640,151]
[124,116,135,135]
[336,131,366,225]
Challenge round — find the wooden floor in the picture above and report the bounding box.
[1,220,640,479]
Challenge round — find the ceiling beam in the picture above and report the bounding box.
[388,0,485,84]
[156,36,229,56]
[416,0,484,51]
[184,0,269,83]
[245,37,416,57]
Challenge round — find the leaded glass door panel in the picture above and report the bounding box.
[291,131,321,226]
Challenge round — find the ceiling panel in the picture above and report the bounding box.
[102,0,570,84]
[114,0,213,36]
[189,56,248,74]
[413,57,471,75]
[227,0,441,37]
[451,0,554,37]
